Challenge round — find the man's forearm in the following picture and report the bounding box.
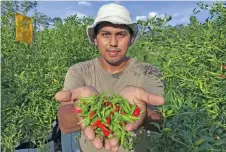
[143,108,163,131]
[57,104,81,134]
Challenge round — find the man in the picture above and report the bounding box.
[55,3,165,152]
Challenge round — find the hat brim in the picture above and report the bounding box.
[87,16,138,44]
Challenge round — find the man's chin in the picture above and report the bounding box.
[106,59,122,66]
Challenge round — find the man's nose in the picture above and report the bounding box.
[109,35,118,47]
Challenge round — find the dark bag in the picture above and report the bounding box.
[15,117,61,150]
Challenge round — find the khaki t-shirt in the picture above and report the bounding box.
[63,57,164,152]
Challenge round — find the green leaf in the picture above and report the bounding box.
[195,139,206,146]
[162,128,171,134]
[214,139,226,146]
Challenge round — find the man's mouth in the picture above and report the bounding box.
[108,50,119,56]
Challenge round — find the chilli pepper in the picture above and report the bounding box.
[85,117,91,126]
[91,118,101,127]
[110,111,115,115]
[120,122,125,126]
[129,115,140,120]
[116,106,120,112]
[132,107,141,116]
[116,129,121,140]
[72,108,82,113]
[122,115,135,123]
[120,130,126,145]
[81,105,90,115]
[104,108,112,118]
[121,112,126,115]
[98,122,111,137]
[123,101,131,110]
[122,106,130,114]
[107,116,111,125]
[102,121,110,128]
[89,111,96,119]
[111,122,117,132]
[130,104,137,115]
[104,102,113,107]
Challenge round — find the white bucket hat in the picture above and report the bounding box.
[87,3,138,44]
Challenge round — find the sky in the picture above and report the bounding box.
[26,1,216,26]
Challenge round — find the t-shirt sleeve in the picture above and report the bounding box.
[63,65,85,90]
[141,66,165,110]
[142,74,164,97]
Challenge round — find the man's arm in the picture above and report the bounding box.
[141,65,165,131]
[57,104,81,134]
[57,65,85,134]
[143,108,163,132]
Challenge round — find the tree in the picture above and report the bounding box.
[1,1,37,26]
[32,12,52,30]
[1,0,52,30]
[52,17,63,26]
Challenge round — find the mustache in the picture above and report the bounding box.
[106,48,121,52]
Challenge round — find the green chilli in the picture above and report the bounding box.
[122,115,135,123]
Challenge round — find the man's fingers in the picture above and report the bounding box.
[109,137,119,152]
[125,112,145,131]
[138,88,164,106]
[84,126,95,141]
[104,139,111,150]
[109,137,119,148]
[55,90,72,102]
[71,86,99,101]
[126,122,139,131]
[92,137,103,150]
[111,145,119,152]
[55,86,99,103]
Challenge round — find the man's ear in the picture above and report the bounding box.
[129,36,135,46]
[94,38,97,45]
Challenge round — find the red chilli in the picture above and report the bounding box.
[107,116,111,125]
[98,122,111,137]
[132,107,141,116]
[90,111,96,119]
[91,119,101,128]
[72,108,82,113]
[104,102,113,107]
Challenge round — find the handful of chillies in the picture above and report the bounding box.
[72,93,143,151]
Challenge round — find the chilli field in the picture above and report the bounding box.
[1,1,226,152]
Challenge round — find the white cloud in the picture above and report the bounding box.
[66,11,87,18]
[148,12,158,18]
[66,7,72,10]
[113,1,120,3]
[173,13,179,17]
[136,16,147,21]
[136,12,164,21]
[78,1,92,6]
[159,14,165,19]
[181,16,189,23]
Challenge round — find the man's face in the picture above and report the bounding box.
[94,22,134,65]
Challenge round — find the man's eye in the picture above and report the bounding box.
[117,33,126,37]
[102,33,110,37]
[119,34,125,37]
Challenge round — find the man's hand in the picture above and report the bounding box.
[119,85,164,131]
[55,86,99,106]
[55,86,107,150]
[55,86,99,133]
[103,85,165,151]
